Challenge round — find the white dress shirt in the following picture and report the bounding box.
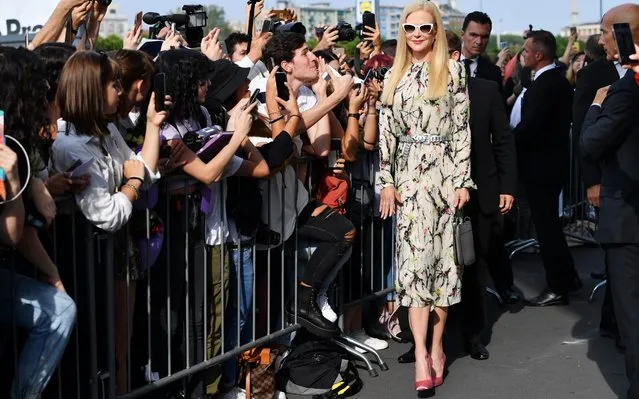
[614,61,626,79]
[51,120,160,233]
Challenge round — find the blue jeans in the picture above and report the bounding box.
[0,269,77,399]
[221,246,254,389]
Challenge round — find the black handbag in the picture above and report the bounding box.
[453,210,476,266]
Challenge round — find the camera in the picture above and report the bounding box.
[316,21,356,42]
[372,67,389,81]
[182,5,207,28]
[98,0,112,6]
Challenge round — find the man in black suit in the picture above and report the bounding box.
[581,64,639,399]
[451,31,519,360]
[514,30,582,306]
[573,4,634,344]
[460,11,504,94]
[581,7,639,397]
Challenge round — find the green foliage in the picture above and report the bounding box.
[205,5,232,37]
[95,35,123,51]
[483,34,582,62]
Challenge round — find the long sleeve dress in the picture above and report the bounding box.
[377,59,474,309]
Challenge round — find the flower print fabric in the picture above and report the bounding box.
[377,59,475,308]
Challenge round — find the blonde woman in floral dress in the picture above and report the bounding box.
[377,0,473,392]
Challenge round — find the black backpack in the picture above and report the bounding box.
[276,333,362,398]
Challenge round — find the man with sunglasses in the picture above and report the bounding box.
[460,12,504,96]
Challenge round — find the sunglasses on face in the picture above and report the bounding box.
[402,23,435,35]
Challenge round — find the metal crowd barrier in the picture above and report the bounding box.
[0,147,395,399]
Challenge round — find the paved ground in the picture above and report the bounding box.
[346,246,627,399]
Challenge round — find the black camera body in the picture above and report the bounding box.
[98,0,112,6]
[182,5,207,28]
[335,21,355,42]
[373,67,389,81]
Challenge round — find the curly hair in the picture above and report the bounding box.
[32,42,76,103]
[155,49,210,123]
[0,46,50,148]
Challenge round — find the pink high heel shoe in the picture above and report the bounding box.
[432,354,447,387]
[415,355,434,391]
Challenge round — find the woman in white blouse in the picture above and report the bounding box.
[52,51,169,232]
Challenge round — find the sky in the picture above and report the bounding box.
[119,0,629,35]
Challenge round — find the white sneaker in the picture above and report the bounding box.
[317,290,338,322]
[351,331,389,352]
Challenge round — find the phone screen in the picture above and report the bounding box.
[613,23,637,65]
[154,73,166,111]
[275,72,289,101]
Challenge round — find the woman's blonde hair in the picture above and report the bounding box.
[57,51,120,137]
[381,0,449,105]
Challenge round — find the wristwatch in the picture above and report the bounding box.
[348,112,360,119]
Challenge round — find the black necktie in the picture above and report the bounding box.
[464,59,473,78]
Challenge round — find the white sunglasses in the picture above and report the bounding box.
[402,23,435,35]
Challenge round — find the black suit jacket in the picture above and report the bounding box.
[475,55,504,96]
[513,66,573,185]
[468,78,518,214]
[581,71,639,244]
[573,59,620,188]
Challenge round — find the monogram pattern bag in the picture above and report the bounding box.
[238,347,277,399]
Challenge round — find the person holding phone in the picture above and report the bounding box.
[581,5,639,398]
[148,48,268,397]
[377,0,473,391]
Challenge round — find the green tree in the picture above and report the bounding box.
[205,5,232,37]
[95,35,123,51]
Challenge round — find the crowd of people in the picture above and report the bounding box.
[1,0,639,398]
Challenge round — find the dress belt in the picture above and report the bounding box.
[397,134,451,170]
[398,134,451,144]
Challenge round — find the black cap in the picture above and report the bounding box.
[207,59,250,103]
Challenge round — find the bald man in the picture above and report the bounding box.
[581,4,639,398]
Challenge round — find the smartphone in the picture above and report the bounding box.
[271,9,287,21]
[171,23,176,33]
[362,11,376,39]
[333,47,345,57]
[0,110,5,200]
[220,40,228,55]
[262,19,274,34]
[70,158,95,178]
[275,71,289,102]
[134,11,143,31]
[499,41,508,50]
[612,23,637,65]
[246,89,261,110]
[267,57,276,71]
[154,73,166,111]
[570,26,577,36]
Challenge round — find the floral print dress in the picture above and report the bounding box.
[377,59,474,308]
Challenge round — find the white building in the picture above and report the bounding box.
[378,5,402,40]
[99,3,128,38]
[560,22,600,41]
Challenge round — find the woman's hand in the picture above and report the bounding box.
[379,186,402,219]
[275,83,300,115]
[164,139,193,171]
[366,78,383,106]
[232,101,258,141]
[362,24,382,53]
[147,93,171,127]
[226,97,250,131]
[0,143,20,192]
[123,24,143,50]
[45,172,90,196]
[453,188,470,210]
[161,31,187,52]
[349,85,367,113]
[123,160,145,180]
[201,28,224,61]
[356,40,375,61]
[315,26,339,51]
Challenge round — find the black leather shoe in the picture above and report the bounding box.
[465,342,490,360]
[397,344,416,364]
[286,285,338,339]
[525,288,569,307]
[498,286,522,304]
